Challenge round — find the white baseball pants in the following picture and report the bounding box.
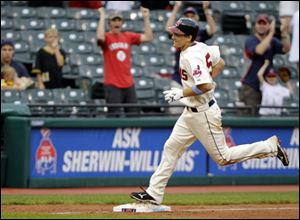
[146,104,278,204]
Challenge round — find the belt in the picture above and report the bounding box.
[186,100,215,113]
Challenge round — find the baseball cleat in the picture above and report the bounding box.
[130,187,159,205]
[275,136,289,166]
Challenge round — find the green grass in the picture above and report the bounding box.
[1,192,298,205]
[2,192,298,219]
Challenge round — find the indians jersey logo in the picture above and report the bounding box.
[35,128,57,176]
[192,65,202,78]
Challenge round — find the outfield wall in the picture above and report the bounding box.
[2,116,299,188]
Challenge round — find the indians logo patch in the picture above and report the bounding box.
[35,128,57,176]
[193,65,202,78]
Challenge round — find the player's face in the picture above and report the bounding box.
[171,33,191,50]
[109,18,123,34]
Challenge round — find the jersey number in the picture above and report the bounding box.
[180,53,212,81]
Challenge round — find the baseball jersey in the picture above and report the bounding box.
[98,32,141,88]
[179,42,220,107]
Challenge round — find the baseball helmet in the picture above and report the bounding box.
[168,17,199,41]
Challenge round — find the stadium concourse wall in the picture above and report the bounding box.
[1,106,299,188]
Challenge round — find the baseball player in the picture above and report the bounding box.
[130,18,289,205]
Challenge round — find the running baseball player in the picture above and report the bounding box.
[130,17,289,205]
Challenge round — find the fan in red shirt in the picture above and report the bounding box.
[97,7,153,116]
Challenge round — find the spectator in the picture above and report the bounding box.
[279,1,299,35]
[1,39,30,78]
[96,7,153,116]
[165,1,217,85]
[289,9,299,69]
[239,15,291,115]
[257,60,292,116]
[32,28,66,89]
[68,1,103,9]
[105,1,134,11]
[1,65,33,90]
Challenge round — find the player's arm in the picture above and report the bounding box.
[183,83,213,97]
[96,7,106,43]
[140,7,153,42]
[211,58,225,79]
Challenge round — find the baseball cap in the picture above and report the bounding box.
[256,14,271,24]
[183,7,197,15]
[168,17,199,37]
[266,69,277,77]
[109,11,123,20]
[1,39,15,49]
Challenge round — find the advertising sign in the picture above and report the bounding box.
[208,127,299,176]
[30,128,206,178]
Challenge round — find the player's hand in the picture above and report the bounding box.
[163,88,184,103]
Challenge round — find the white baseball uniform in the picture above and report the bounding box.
[146,42,279,204]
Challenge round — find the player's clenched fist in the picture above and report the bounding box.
[163,88,183,103]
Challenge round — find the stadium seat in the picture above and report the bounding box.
[1,90,22,104]
[150,21,164,32]
[131,66,144,78]
[36,7,67,19]
[153,77,171,91]
[1,18,14,30]
[20,30,44,42]
[282,97,299,116]
[76,20,98,31]
[135,77,154,90]
[26,89,53,104]
[83,54,103,65]
[248,2,278,16]
[138,43,157,55]
[10,6,37,18]
[44,19,78,32]
[122,21,135,32]
[78,65,104,79]
[83,31,97,44]
[13,41,30,53]
[144,54,165,66]
[1,30,22,41]
[62,89,87,104]
[66,8,97,20]
[136,89,156,104]
[221,66,239,78]
[132,54,147,67]
[13,18,45,30]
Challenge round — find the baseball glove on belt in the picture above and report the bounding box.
[278,67,291,83]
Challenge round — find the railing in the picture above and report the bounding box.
[26,103,299,118]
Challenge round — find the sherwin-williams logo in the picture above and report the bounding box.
[35,129,57,175]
